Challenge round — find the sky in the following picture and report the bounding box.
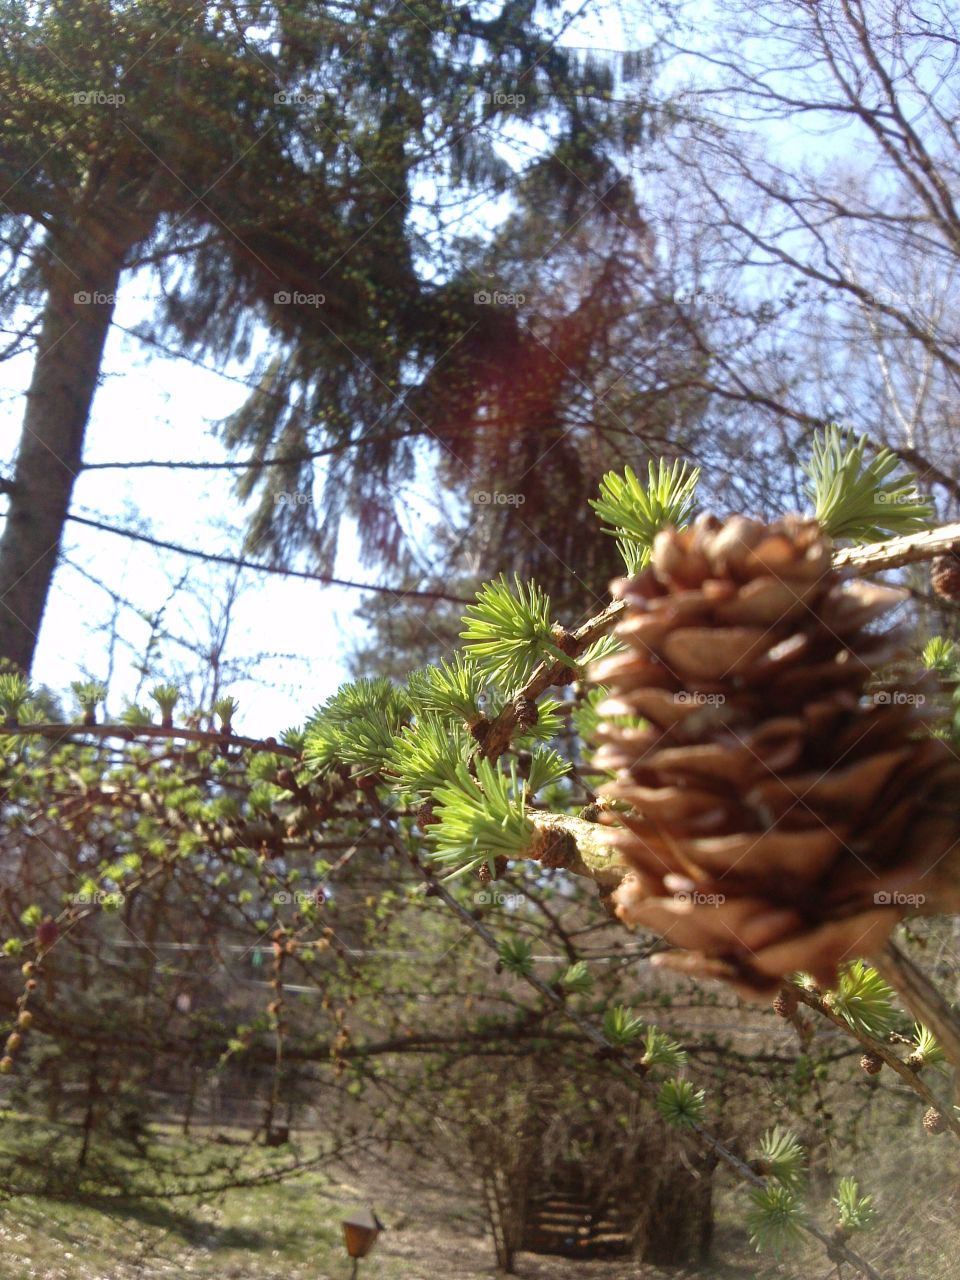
[0,0,639,736]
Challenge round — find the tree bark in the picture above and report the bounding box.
[0,225,124,673]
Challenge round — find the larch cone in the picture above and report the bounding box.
[589,513,960,998]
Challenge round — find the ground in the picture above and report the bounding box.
[0,1126,953,1280]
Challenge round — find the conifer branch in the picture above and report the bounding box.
[793,982,960,1143]
[833,520,960,572]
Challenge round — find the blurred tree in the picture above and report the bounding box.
[0,0,654,673]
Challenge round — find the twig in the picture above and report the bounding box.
[793,984,960,1144]
[0,722,299,756]
[67,514,473,604]
[834,522,960,572]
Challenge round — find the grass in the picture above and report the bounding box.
[0,1116,407,1279]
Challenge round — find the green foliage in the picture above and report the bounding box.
[571,685,645,744]
[833,1177,877,1233]
[406,654,486,725]
[803,426,932,541]
[910,1023,946,1071]
[746,1184,805,1255]
[640,1026,687,1073]
[120,702,153,727]
[497,937,534,977]
[427,758,533,879]
[524,745,570,795]
[826,960,897,1038]
[576,633,625,670]
[214,696,239,732]
[0,673,30,722]
[655,1077,706,1129]
[149,684,180,718]
[590,459,700,573]
[304,678,411,776]
[922,636,958,674]
[559,960,593,994]
[460,575,575,693]
[386,715,474,795]
[70,680,106,713]
[754,1126,805,1189]
[603,1004,645,1047]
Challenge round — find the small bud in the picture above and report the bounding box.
[16,1011,32,1030]
[859,1052,883,1075]
[0,1057,13,1074]
[515,695,538,728]
[923,1107,946,1136]
[773,987,797,1018]
[5,1033,21,1053]
[20,962,34,979]
[36,920,59,949]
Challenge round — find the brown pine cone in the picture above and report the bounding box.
[931,551,960,602]
[922,1107,946,1136]
[590,513,960,998]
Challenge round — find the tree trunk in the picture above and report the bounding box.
[0,225,124,673]
[631,1144,715,1267]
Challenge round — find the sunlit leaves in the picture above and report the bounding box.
[804,426,932,541]
[655,1077,705,1129]
[754,1127,805,1190]
[825,960,897,1038]
[746,1184,805,1255]
[460,575,574,693]
[427,757,532,878]
[833,1177,876,1233]
[590,460,700,573]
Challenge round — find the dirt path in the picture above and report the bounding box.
[330,1157,750,1280]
